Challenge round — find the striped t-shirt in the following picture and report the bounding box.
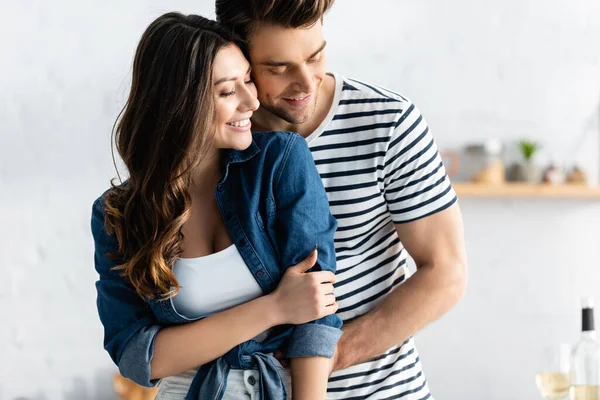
[307,73,457,399]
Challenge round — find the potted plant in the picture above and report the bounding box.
[518,140,542,183]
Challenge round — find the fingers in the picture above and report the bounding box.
[324,293,336,307]
[311,270,336,284]
[290,247,319,273]
[322,296,338,315]
[319,283,335,295]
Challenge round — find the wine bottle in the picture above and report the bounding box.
[570,297,600,400]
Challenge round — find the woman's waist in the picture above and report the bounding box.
[156,354,288,398]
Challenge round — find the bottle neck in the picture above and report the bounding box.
[582,331,597,340]
[582,307,596,335]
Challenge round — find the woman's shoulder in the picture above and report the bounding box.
[251,130,301,148]
[251,131,310,162]
[92,189,110,218]
[249,131,317,189]
[91,181,129,221]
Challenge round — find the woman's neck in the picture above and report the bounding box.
[189,148,223,197]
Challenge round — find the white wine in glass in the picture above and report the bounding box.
[571,385,600,400]
[535,372,570,399]
[536,343,571,399]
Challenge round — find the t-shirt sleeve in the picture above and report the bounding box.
[382,101,457,223]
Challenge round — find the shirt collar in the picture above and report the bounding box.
[223,140,261,166]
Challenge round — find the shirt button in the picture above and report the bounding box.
[216,184,224,192]
[256,270,264,278]
[247,375,256,386]
[238,239,247,247]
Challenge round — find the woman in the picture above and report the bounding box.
[91,12,342,400]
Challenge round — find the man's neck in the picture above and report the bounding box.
[252,73,336,138]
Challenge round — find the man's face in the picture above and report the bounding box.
[247,21,327,125]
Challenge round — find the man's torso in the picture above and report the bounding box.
[307,73,455,399]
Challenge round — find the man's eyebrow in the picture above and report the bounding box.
[261,41,327,67]
[214,65,252,85]
[308,41,327,60]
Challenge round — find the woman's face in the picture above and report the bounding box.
[211,44,260,151]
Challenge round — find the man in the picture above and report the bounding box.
[216,0,468,398]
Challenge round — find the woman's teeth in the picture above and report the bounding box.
[226,119,250,127]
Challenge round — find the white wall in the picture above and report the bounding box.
[1,1,599,399]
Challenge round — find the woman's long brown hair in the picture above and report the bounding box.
[103,12,237,300]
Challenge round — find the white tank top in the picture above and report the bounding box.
[171,244,264,320]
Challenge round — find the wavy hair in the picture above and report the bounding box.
[103,12,238,300]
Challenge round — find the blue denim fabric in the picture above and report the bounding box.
[91,131,342,399]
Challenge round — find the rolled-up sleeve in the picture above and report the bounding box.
[92,197,162,387]
[273,134,343,358]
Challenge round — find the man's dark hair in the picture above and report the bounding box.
[215,0,335,43]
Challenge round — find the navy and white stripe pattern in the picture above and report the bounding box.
[307,74,456,399]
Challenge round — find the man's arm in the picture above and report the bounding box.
[332,201,467,372]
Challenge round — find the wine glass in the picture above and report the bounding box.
[535,343,571,399]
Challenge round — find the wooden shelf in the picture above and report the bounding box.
[453,183,600,198]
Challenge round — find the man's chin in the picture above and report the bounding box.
[269,103,315,125]
[284,113,312,125]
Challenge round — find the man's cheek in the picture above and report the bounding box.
[257,79,285,98]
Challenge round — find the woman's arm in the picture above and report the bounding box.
[291,357,330,400]
[271,133,344,399]
[92,198,337,386]
[150,252,336,379]
[151,293,276,379]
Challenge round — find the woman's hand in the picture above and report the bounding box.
[269,248,338,325]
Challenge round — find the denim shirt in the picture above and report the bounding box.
[91,131,343,400]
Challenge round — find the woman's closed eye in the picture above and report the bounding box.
[219,78,254,97]
[220,89,235,98]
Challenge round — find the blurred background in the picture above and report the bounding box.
[1,0,600,399]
